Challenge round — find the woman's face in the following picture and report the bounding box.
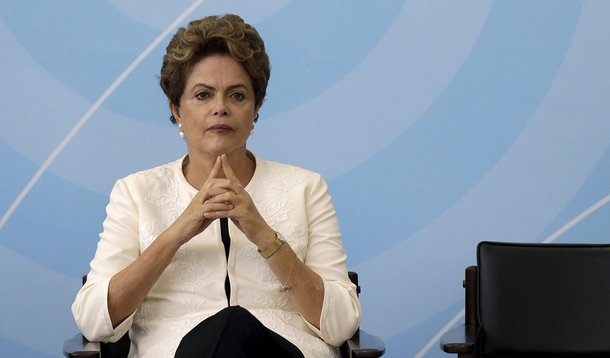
[171,54,259,159]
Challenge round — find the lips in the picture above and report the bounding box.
[207,124,234,132]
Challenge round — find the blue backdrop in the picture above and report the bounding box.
[2,1,610,357]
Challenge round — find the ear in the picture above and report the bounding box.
[253,101,263,123]
[169,101,181,123]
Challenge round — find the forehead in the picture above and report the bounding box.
[186,54,253,89]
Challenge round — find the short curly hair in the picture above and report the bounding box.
[160,14,270,124]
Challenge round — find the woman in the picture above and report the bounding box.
[72,14,360,357]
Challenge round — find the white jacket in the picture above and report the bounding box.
[72,155,361,357]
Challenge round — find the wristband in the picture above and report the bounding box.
[258,232,284,258]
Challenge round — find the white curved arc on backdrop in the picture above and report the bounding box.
[0,19,183,195]
[414,308,465,358]
[49,105,184,194]
[0,0,205,233]
[354,0,610,342]
[0,0,490,196]
[107,0,289,29]
[542,193,610,243]
[0,20,93,167]
[0,245,78,355]
[250,0,493,178]
[414,192,610,357]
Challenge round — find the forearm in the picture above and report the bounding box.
[108,230,181,327]
[261,234,324,328]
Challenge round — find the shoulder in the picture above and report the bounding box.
[112,157,185,202]
[252,158,330,201]
[256,158,324,185]
[120,157,183,185]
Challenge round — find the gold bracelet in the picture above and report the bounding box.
[258,232,284,259]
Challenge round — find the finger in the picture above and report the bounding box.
[203,201,233,212]
[203,209,232,220]
[202,178,240,197]
[202,199,234,219]
[220,154,239,183]
[204,190,236,204]
[207,156,223,182]
[197,157,225,202]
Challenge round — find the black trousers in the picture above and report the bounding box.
[175,306,304,358]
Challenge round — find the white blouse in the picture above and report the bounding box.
[71,155,361,357]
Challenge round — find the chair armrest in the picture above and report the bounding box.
[65,327,385,357]
[63,333,100,358]
[440,324,478,354]
[341,329,385,357]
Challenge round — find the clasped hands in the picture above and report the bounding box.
[171,154,273,248]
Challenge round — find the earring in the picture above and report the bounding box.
[178,123,185,139]
[250,114,258,135]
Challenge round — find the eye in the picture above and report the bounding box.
[195,91,210,100]
[230,92,245,101]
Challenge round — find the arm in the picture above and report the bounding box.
[107,157,231,326]
[205,156,361,345]
[298,172,361,346]
[71,178,141,342]
[73,158,232,338]
[203,156,325,327]
[255,227,325,328]
[106,228,182,327]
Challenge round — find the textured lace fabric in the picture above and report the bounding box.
[72,155,360,358]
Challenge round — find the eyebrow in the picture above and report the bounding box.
[190,83,249,92]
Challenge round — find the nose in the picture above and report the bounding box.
[213,96,229,116]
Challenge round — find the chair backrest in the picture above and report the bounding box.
[477,241,610,356]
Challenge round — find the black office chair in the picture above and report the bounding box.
[440,241,610,357]
[64,271,385,358]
